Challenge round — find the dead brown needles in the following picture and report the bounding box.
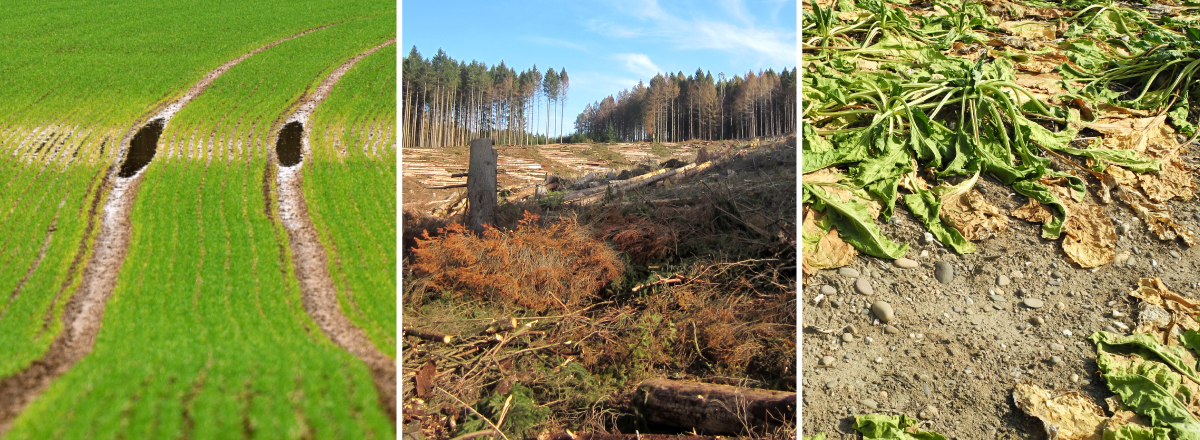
[410,211,624,312]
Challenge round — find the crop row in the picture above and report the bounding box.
[303,44,396,356]
[159,13,395,162]
[6,159,393,439]
[0,0,392,154]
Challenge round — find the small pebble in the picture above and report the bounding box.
[1048,279,1062,286]
[830,299,841,308]
[997,275,1010,286]
[1114,322,1130,331]
[1056,302,1066,310]
[874,357,883,363]
[855,278,874,295]
[1051,355,1063,365]
[966,297,974,305]
[879,391,888,399]
[1118,223,1132,235]
[1071,373,1080,382]
[934,261,954,284]
[1171,250,1182,259]
[821,356,836,366]
[885,325,900,334]
[990,295,1007,302]
[865,336,874,344]
[842,333,854,343]
[839,267,861,277]
[1063,329,1073,336]
[872,301,895,323]
[1103,325,1117,333]
[953,306,964,313]
[895,258,919,269]
[819,285,836,295]
[1112,310,1125,318]
[825,380,837,389]
[1127,256,1138,267]
[860,399,879,410]
[1022,298,1045,309]
[1035,317,1046,325]
[1049,343,1065,351]
[919,405,940,420]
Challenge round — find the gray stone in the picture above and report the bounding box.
[990,295,1007,302]
[825,380,837,389]
[997,275,1011,286]
[934,261,954,284]
[1049,343,1065,351]
[855,278,874,295]
[1023,298,1045,309]
[966,297,974,305]
[830,299,841,308]
[821,356,836,366]
[992,304,1004,311]
[953,306,964,313]
[1104,325,1117,333]
[1119,223,1132,235]
[842,333,854,343]
[1048,279,1062,286]
[819,285,836,296]
[1035,317,1046,325]
[1127,256,1138,267]
[872,301,895,323]
[1171,250,1182,259]
[1051,355,1063,365]
[971,318,981,325]
[895,258,919,269]
[838,267,861,277]
[885,325,900,334]
[1051,271,1063,279]
[859,399,879,411]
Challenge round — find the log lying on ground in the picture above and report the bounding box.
[560,161,712,204]
[547,434,749,440]
[636,378,795,434]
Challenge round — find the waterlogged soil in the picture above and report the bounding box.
[801,157,1200,439]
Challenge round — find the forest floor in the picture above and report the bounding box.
[401,136,797,439]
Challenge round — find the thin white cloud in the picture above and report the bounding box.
[523,36,590,53]
[587,0,797,66]
[612,53,662,78]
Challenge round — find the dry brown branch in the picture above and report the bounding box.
[404,327,456,344]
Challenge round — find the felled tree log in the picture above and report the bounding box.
[560,161,711,203]
[547,434,748,440]
[636,378,795,434]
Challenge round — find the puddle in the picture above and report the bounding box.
[117,119,164,178]
[276,121,303,167]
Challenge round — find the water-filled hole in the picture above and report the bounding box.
[276,121,303,167]
[118,119,164,178]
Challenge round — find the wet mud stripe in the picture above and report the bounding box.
[274,38,397,422]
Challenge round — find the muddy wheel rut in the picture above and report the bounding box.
[274,38,397,423]
[0,23,351,435]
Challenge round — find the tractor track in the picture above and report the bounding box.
[274,37,397,422]
[0,22,348,435]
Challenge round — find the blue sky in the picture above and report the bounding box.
[401,0,797,136]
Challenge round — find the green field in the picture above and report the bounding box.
[7,159,392,439]
[0,0,396,436]
[305,44,397,356]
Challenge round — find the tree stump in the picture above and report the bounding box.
[636,378,795,434]
[466,138,497,233]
